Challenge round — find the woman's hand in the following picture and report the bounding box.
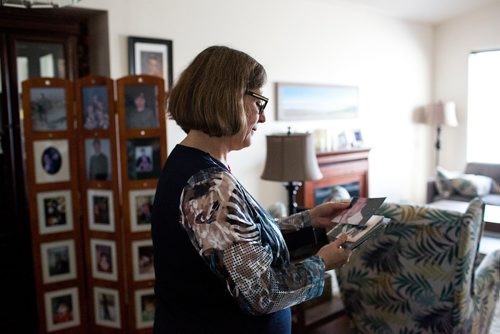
[309,200,351,229]
[316,233,352,270]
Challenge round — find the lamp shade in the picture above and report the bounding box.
[261,132,323,182]
[426,101,458,127]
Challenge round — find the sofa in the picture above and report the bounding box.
[336,198,500,334]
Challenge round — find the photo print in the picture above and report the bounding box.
[331,197,386,226]
[41,240,77,284]
[127,138,161,180]
[30,87,67,131]
[37,190,73,234]
[87,189,115,232]
[135,288,155,329]
[84,138,112,181]
[129,189,155,232]
[34,140,70,184]
[124,84,158,129]
[94,287,121,329]
[132,240,154,281]
[44,287,80,332]
[82,85,110,130]
[90,239,118,281]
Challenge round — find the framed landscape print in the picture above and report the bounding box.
[37,190,73,234]
[82,85,110,130]
[123,84,159,129]
[84,138,112,181]
[135,288,155,329]
[44,287,80,332]
[132,240,154,281]
[128,36,173,90]
[129,189,155,232]
[94,287,121,329]
[29,87,67,132]
[33,139,70,184]
[126,137,161,180]
[41,240,77,284]
[87,189,115,232]
[90,239,118,281]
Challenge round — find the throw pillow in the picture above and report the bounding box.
[491,180,500,194]
[450,174,493,197]
[435,166,456,198]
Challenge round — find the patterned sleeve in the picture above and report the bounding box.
[179,168,325,315]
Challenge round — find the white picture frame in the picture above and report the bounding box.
[41,239,77,284]
[134,288,155,329]
[34,139,70,184]
[132,240,154,281]
[37,190,73,234]
[129,189,155,232]
[44,287,80,332]
[87,189,115,232]
[94,286,121,329]
[90,239,118,281]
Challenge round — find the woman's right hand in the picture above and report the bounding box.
[316,233,352,270]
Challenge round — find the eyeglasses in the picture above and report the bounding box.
[245,90,269,115]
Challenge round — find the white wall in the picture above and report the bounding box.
[78,0,434,207]
[434,2,500,171]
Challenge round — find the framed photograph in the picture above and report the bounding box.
[132,240,154,281]
[87,189,115,232]
[41,239,77,283]
[352,129,364,147]
[124,84,159,129]
[128,36,173,89]
[129,189,155,232]
[82,86,110,130]
[90,239,118,281]
[276,83,359,121]
[29,87,67,131]
[84,138,112,181]
[34,139,70,184]
[127,138,161,180]
[44,287,80,332]
[37,190,73,234]
[94,287,121,329]
[134,288,155,329]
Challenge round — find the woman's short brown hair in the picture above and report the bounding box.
[168,45,267,136]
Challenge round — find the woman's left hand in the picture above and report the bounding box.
[309,200,351,229]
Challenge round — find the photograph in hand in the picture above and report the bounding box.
[331,197,386,226]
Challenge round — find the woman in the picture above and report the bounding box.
[151,45,351,334]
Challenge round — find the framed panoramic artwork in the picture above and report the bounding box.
[87,189,115,232]
[37,190,73,234]
[94,286,121,329]
[132,240,155,281]
[41,239,77,284]
[129,189,155,232]
[135,288,155,329]
[33,139,70,184]
[90,239,118,281]
[128,36,173,90]
[44,287,80,332]
[29,87,67,132]
[276,83,359,121]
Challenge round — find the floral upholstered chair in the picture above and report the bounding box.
[336,198,500,334]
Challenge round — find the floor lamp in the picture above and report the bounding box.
[426,101,458,167]
[261,131,323,215]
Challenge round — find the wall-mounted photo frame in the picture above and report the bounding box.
[84,138,112,181]
[41,239,77,284]
[37,190,73,234]
[127,137,161,180]
[276,83,359,121]
[44,287,80,332]
[132,240,154,281]
[90,239,118,281]
[128,36,173,90]
[29,87,67,132]
[33,139,70,184]
[87,189,115,232]
[82,85,110,130]
[129,189,155,232]
[124,84,159,129]
[134,288,155,329]
[94,286,121,329]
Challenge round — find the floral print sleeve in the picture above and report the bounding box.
[179,168,325,315]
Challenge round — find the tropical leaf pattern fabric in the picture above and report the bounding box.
[336,198,500,334]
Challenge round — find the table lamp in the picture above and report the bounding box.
[426,101,458,167]
[261,130,323,215]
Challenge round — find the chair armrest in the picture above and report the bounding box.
[426,177,438,203]
[473,249,500,297]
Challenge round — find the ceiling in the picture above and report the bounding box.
[328,0,500,24]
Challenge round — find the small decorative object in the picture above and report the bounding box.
[324,186,351,202]
[336,131,349,150]
[352,129,364,147]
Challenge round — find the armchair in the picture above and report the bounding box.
[336,198,500,333]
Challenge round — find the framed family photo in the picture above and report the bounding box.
[132,240,155,281]
[135,288,155,329]
[129,189,155,232]
[33,139,70,184]
[126,138,161,180]
[128,36,173,90]
[87,189,115,232]
[90,239,118,281]
[37,190,73,234]
[82,85,110,130]
[44,287,80,332]
[41,239,77,283]
[124,84,159,129]
[84,138,112,181]
[94,287,121,329]
[29,87,67,132]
